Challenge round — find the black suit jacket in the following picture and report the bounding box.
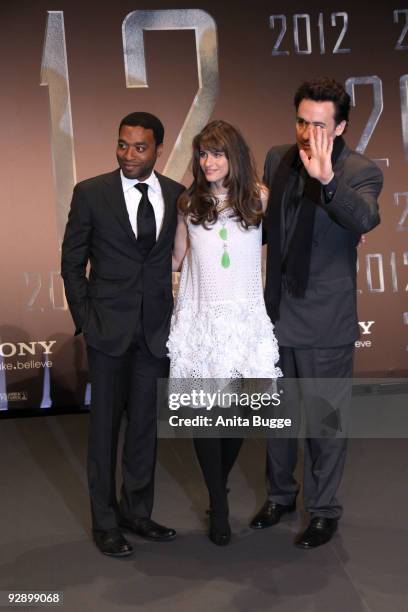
[61,169,185,357]
[263,143,383,348]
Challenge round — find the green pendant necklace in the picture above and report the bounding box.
[214,193,230,268]
[219,215,230,269]
[218,216,231,268]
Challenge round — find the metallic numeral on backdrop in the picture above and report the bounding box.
[40,11,77,245]
[399,75,408,160]
[366,254,385,293]
[390,252,399,292]
[404,252,408,291]
[331,12,350,54]
[24,271,67,311]
[270,12,350,55]
[24,272,43,312]
[394,9,408,50]
[393,192,408,231]
[49,270,68,310]
[270,15,289,56]
[122,9,219,182]
[345,76,383,155]
[317,13,325,54]
[293,15,312,55]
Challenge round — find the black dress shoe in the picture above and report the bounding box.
[295,517,338,549]
[208,512,231,546]
[119,517,176,541]
[93,528,133,557]
[249,499,296,529]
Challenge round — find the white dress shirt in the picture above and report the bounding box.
[120,170,165,240]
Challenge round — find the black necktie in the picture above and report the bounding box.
[135,183,156,253]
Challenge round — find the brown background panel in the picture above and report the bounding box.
[0,0,406,410]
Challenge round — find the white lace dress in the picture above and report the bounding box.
[167,198,282,380]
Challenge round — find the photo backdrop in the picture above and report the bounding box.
[0,0,407,413]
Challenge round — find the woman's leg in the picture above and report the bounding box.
[221,437,243,487]
[193,437,228,515]
[193,437,231,544]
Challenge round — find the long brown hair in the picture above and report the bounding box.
[178,120,263,228]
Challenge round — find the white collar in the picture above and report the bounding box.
[120,170,160,193]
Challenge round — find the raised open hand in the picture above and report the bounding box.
[299,126,335,185]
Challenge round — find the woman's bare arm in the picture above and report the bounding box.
[172,213,189,271]
[260,185,269,214]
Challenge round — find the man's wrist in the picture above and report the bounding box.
[322,175,338,202]
[320,172,335,186]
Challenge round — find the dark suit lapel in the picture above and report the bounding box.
[101,169,137,244]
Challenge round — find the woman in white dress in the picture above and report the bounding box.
[168,120,281,545]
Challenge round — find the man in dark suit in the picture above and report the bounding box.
[61,112,184,556]
[250,78,383,548]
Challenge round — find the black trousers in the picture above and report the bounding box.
[266,344,354,519]
[86,321,169,531]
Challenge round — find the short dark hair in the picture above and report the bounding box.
[294,77,351,125]
[119,112,164,145]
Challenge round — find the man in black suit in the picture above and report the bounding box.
[61,112,184,556]
[250,78,383,548]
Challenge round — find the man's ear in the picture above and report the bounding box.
[156,143,164,158]
[335,120,347,136]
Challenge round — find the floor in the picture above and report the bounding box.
[0,414,407,612]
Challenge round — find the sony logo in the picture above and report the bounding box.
[358,321,375,335]
[0,341,56,358]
